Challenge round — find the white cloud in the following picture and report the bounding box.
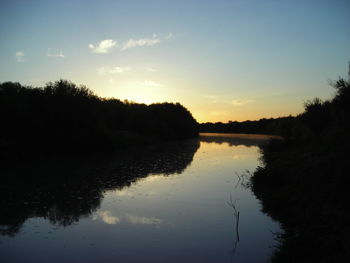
[98,66,131,75]
[92,211,120,224]
[89,39,117,54]
[121,36,160,51]
[139,80,163,87]
[232,99,255,106]
[88,33,171,53]
[47,48,65,58]
[15,51,24,62]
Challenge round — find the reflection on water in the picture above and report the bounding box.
[0,134,280,263]
[200,132,282,147]
[0,141,199,236]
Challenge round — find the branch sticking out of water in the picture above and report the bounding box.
[228,194,240,255]
[234,172,241,189]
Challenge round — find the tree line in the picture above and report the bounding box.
[200,116,295,137]
[200,69,349,140]
[0,80,199,159]
[251,65,350,262]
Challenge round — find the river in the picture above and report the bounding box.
[0,133,280,263]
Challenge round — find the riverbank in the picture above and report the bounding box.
[251,138,350,262]
[250,69,350,262]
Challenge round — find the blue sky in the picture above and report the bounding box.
[1,0,349,122]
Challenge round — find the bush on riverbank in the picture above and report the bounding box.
[251,66,350,262]
[0,80,199,159]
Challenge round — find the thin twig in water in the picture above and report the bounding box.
[234,172,241,189]
[228,194,240,255]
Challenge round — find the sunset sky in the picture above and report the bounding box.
[1,0,349,122]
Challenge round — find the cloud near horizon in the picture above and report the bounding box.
[47,48,65,58]
[89,39,117,53]
[15,51,24,62]
[232,99,255,106]
[98,66,131,75]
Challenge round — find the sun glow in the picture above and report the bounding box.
[107,80,169,105]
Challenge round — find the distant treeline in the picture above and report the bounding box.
[0,80,198,159]
[251,66,350,262]
[200,116,295,136]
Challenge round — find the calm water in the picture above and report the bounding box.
[0,134,280,263]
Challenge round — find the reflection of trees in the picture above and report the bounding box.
[0,139,199,236]
[200,133,279,147]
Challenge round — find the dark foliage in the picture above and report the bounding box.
[251,65,350,262]
[0,80,198,159]
[200,116,295,137]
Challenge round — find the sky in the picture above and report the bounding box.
[0,0,349,122]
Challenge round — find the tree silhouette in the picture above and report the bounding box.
[0,80,199,159]
[251,64,350,262]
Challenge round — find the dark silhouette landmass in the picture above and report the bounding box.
[251,66,350,262]
[0,139,199,236]
[0,80,199,159]
[200,116,295,137]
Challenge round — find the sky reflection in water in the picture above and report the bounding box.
[0,135,280,263]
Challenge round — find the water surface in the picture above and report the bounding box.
[0,134,280,263]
